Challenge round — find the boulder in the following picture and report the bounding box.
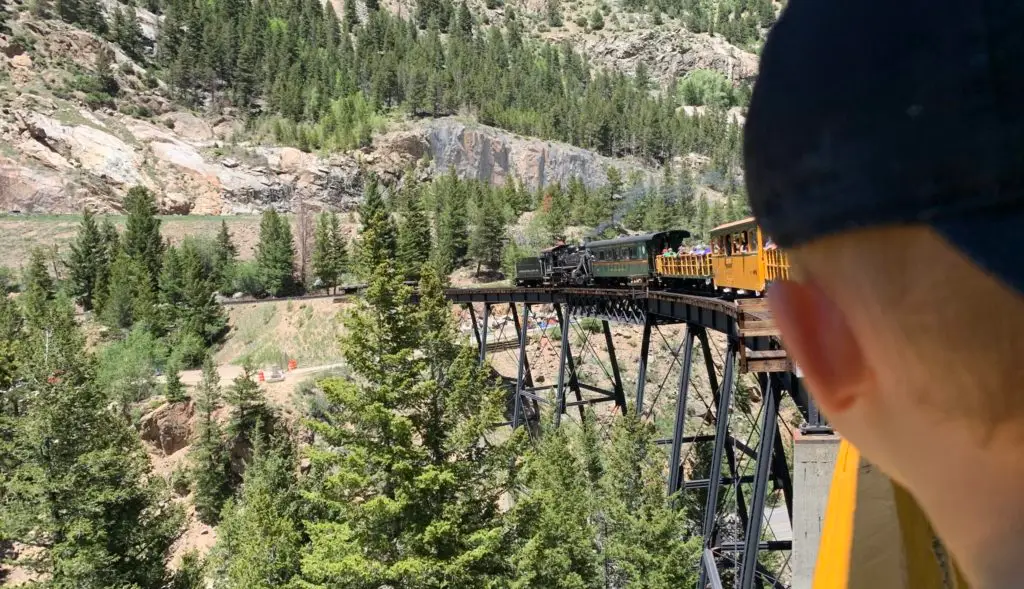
[10,54,32,69]
[139,401,195,456]
[159,111,214,142]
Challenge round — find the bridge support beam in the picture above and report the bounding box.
[634,315,653,414]
[698,340,737,589]
[699,328,750,531]
[668,326,695,496]
[602,320,627,414]
[739,374,782,589]
[512,303,536,429]
[479,304,489,364]
[553,304,584,426]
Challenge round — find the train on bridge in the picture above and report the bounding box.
[514,216,790,296]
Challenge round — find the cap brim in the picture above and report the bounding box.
[932,211,1024,297]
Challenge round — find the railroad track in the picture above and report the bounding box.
[219,284,366,306]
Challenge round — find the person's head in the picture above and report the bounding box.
[745,0,1024,579]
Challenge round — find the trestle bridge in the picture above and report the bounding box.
[226,284,832,588]
[441,286,831,589]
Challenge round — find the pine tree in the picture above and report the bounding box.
[212,220,238,293]
[0,296,182,587]
[159,245,185,308]
[224,361,267,456]
[546,0,562,26]
[329,212,348,286]
[66,209,107,311]
[93,44,119,96]
[0,295,23,393]
[165,355,186,403]
[467,189,505,275]
[600,415,701,588]
[508,428,602,587]
[355,174,397,278]
[20,247,55,326]
[209,434,302,587]
[454,0,472,38]
[343,0,358,27]
[122,185,164,290]
[300,266,511,587]
[113,6,145,59]
[191,356,231,524]
[178,241,226,345]
[431,173,469,276]
[311,212,338,292]
[396,191,432,281]
[255,210,296,297]
[102,251,157,333]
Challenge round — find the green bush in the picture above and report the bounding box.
[578,317,603,334]
[0,266,17,293]
[231,261,266,297]
[677,69,736,108]
[549,325,562,341]
[84,92,114,110]
[172,332,208,369]
[170,468,192,496]
[96,327,168,415]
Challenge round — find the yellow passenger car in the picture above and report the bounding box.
[710,217,790,294]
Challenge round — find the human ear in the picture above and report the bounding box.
[768,280,867,415]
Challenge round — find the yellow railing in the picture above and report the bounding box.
[764,249,790,282]
[655,254,713,277]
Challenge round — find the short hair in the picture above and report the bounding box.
[789,225,1024,429]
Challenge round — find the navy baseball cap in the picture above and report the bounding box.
[744,0,1024,295]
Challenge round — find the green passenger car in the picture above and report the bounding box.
[586,230,690,285]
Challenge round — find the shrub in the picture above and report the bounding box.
[170,468,192,496]
[231,261,266,297]
[172,332,208,369]
[96,327,168,415]
[84,92,114,110]
[677,69,736,108]
[579,317,603,333]
[574,16,587,27]
[0,266,17,293]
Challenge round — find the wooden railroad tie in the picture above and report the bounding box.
[736,298,791,373]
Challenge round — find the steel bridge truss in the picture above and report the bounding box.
[446,288,829,589]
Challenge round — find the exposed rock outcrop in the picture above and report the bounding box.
[574,26,759,90]
[425,118,655,191]
[140,401,195,456]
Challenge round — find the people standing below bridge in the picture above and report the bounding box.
[745,1,1024,587]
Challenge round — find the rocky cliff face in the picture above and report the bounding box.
[0,16,663,215]
[425,118,654,192]
[573,26,760,90]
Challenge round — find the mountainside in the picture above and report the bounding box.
[0,0,761,216]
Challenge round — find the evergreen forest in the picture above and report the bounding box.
[0,173,770,587]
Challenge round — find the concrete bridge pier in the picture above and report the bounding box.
[791,431,841,589]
